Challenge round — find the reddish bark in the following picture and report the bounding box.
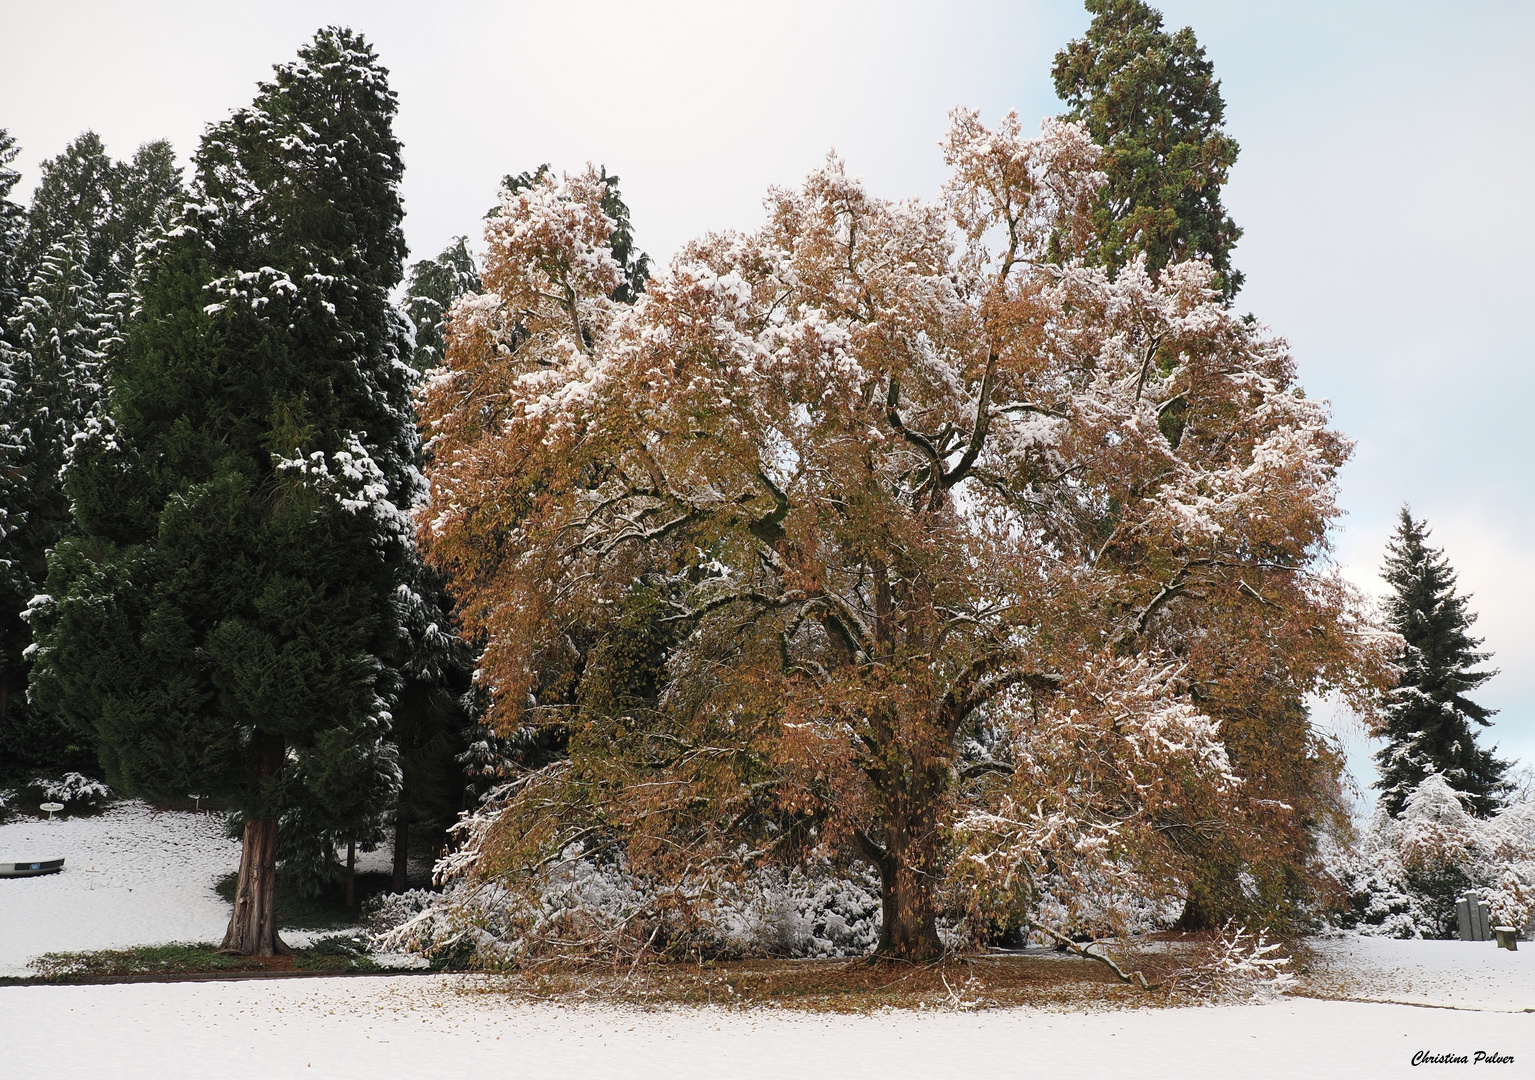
[220,737,290,956]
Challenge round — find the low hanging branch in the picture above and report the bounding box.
[1025,919,1160,991]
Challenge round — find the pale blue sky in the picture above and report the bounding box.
[5,1,1532,801]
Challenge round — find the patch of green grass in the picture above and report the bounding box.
[292,933,380,973]
[26,943,277,980]
[21,936,388,981]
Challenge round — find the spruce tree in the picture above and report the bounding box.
[0,129,25,327]
[0,136,184,778]
[1374,508,1509,818]
[402,237,479,373]
[28,28,423,953]
[1053,0,1243,298]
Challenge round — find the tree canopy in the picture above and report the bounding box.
[0,132,185,777]
[415,114,1391,960]
[1053,0,1243,299]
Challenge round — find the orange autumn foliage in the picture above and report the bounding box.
[416,114,1394,959]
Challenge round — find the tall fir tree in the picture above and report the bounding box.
[401,237,479,373]
[28,28,425,953]
[0,129,25,326]
[1053,0,1243,299]
[1374,508,1509,818]
[0,134,184,778]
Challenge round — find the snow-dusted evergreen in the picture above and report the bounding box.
[1345,772,1535,938]
[0,133,184,778]
[0,129,25,327]
[25,27,436,955]
[1372,507,1508,817]
[402,237,480,373]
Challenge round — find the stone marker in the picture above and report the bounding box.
[1456,893,1493,941]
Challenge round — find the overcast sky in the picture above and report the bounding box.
[5,1,1532,802]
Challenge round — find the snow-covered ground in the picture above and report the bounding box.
[0,800,238,976]
[2,802,1532,1077]
[1306,935,1535,1011]
[0,976,1528,1080]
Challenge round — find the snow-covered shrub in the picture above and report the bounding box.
[372,846,660,968]
[373,852,888,967]
[1029,868,1185,944]
[1343,773,1535,938]
[1168,925,1295,1004]
[368,888,465,962]
[710,863,883,958]
[22,772,112,813]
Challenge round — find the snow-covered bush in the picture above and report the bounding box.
[22,772,112,813]
[1167,925,1296,1004]
[710,863,883,958]
[371,851,887,967]
[1344,773,1535,938]
[1028,869,1186,944]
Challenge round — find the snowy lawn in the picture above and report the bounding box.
[0,800,239,977]
[2,801,1531,1077]
[1305,935,1535,1011]
[1,976,1529,1080]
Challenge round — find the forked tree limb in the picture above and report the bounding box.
[1025,919,1160,991]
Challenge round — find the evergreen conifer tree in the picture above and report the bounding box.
[402,237,479,373]
[0,135,184,778]
[11,133,182,301]
[0,130,26,743]
[28,28,424,953]
[0,130,25,327]
[392,238,484,889]
[1374,508,1509,817]
[0,232,105,748]
[1053,0,1243,298]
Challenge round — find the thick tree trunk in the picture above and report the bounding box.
[1174,895,1213,932]
[346,837,356,907]
[391,799,409,893]
[220,817,290,955]
[872,796,945,960]
[220,735,290,957]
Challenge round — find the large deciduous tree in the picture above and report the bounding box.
[27,28,423,954]
[1053,0,1243,299]
[1374,508,1508,818]
[417,114,1389,960]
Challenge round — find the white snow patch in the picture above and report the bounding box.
[1308,935,1535,1012]
[0,801,238,976]
[0,977,1529,1079]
